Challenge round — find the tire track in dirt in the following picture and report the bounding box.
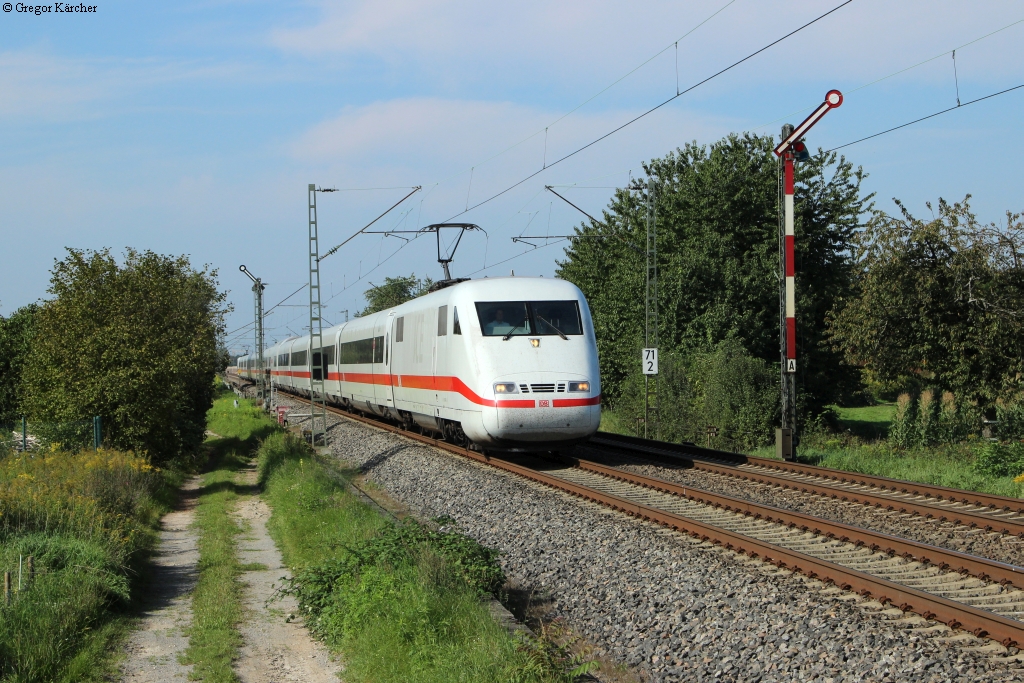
[119,476,202,683]
[232,463,341,683]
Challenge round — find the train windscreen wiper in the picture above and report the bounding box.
[537,316,568,340]
[502,323,524,341]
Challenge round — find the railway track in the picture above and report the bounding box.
[589,432,1024,538]
[229,376,1024,650]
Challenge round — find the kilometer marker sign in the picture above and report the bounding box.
[642,348,658,375]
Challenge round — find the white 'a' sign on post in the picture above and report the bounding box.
[642,348,658,375]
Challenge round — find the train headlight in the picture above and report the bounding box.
[568,381,590,393]
[493,382,518,394]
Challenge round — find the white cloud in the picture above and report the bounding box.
[0,48,265,121]
[271,0,1024,90]
[290,95,734,181]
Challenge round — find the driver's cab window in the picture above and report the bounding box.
[475,302,531,337]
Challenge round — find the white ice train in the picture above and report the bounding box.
[237,276,601,451]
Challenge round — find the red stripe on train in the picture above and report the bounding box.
[271,371,598,408]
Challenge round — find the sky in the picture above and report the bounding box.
[1,0,1022,353]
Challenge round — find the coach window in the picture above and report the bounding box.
[453,307,462,335]
[395,316,404,343]
[437,305,448,336]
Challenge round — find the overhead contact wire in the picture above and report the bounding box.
[827,83,1024,152]
[424,0,740,192]
[754,16,1024,131]
[444,0,856,221]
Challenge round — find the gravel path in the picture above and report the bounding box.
[119,477,201,683]
[577,446,1024,568]
[232,463,342,683]
[270,398,1024,683]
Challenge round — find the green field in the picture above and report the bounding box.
[830,402,896,440]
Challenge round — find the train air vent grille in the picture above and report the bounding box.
[557,383,566,392]
[530,383,556,393]
[519,384,530,393]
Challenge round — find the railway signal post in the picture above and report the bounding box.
[773,90,842,460]
[239,265,267,409]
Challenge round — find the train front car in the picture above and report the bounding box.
[424,277,601,451]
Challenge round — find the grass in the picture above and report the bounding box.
[830,401,896,440]
[747,436,1024,499]
[599,409,637,437]
[0,448,176,683]
[183,390,278,682]
[182,445,247,682]
[258,431,591,683]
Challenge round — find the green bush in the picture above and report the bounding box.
[614,338,778,450]
[974,442,1024,478]
[997,397,1024,441]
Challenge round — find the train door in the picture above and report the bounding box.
[434,304,449,409]
[372,315,394,409]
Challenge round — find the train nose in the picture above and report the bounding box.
[487,379,599,441]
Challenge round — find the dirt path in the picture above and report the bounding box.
[232,463,342,683]
[119,476,202,683]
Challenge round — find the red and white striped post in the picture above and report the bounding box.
[773,90,842,460]
[783,154,797,374]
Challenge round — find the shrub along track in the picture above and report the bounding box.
[248,381,1024,657]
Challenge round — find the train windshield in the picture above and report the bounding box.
[475,300,582,337]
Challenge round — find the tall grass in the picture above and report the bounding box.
[0,448,174,682]
[748,436,1024,498]
[258,433,588,683]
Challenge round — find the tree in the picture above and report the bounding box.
[827,197,1024,406]
[21,248,228,462]
[557,133,871,417]
[359,274,433,316]
[0,303,38,425]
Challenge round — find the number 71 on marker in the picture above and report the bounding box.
[642,348,658,375]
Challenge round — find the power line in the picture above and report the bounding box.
[443,0,856,222]
[546,15,1024,192]
[754,16,1024,132]
[826,83,1024,152]
[222,282,308,338]
[424,0,741,193]
[320,187,421,262]
[467,239,566,276]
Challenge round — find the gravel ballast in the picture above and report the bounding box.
[256,389,1024,682]
[575,446,1024,569]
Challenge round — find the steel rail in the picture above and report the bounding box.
[226,376,1024,646]
[565,454,1024,588]
[590,432,1024,533]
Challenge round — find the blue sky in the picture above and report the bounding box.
[1,0,1022,353]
